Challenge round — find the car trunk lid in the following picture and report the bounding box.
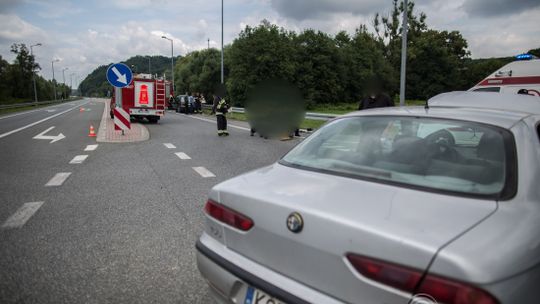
[210,163,497,303]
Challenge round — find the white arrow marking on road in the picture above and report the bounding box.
[46,109,56,112]
[33,126,65,143]
[112,66,127,84]
[0,101,89,138]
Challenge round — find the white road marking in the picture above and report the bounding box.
[175,152,191,160]
[164,143,176,149]
[45,172,72,186]
[185,115,251,131]
[84,144,98,151]
[192,166,215,178]
[33,126,65,143]
[69,155,89,164]
[0,101,90,139]
[2,202,44,229]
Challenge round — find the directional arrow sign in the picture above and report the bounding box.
[33,126,65,143]
[106,63,133,88]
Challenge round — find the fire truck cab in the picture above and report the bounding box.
[110,73,173,123]
[469,54,540,96]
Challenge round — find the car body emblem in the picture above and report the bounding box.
[286,212,304,233]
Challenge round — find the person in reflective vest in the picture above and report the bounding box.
[212,94,229,136]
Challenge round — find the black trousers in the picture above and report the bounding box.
[217,114,227,133]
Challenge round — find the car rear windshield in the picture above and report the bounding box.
[281,116,516,198]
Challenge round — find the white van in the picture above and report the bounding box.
[469,54,540,96]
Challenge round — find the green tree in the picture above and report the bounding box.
[8,43,40,99]
[175,48,222,96]
[227,20,297,106]
[293,29,341,106]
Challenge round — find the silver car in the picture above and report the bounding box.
[196,92,540,304]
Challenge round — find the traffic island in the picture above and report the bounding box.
[96,99,149,143]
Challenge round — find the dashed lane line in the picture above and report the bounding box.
[84,144,98,151]
[192,166,216,178]
[45,172,72,186]
[2,202,44,229]
[0,101,90,139]
[175,152,191,160]
[164,143,176,149]
[69,155,89,164]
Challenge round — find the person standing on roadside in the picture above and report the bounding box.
[212,94,229,136]
[186,93,194,114]
[358,80,394,110]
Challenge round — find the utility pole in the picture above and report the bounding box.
[30,43,42,104]
[207,38,210,50]
[148,56,151,75]
[399,0,408,107]
[221,0,224,84]
[51,59,59,101]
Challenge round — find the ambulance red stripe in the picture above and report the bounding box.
[478,76,540,86]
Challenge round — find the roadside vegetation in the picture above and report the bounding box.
[0,44,72,105]
[169,0,538,108]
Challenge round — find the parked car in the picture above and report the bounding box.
[196,91,540,304]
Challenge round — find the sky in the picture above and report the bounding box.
[0,0,539,87]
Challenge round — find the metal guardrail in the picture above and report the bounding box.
[201,104,339,121]
[0,98,82,110]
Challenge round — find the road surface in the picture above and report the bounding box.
[0,98,300,303]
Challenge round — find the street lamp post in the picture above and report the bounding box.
[221,0,224,84]
[161,36,174,92]
[70,73,75,96]
[399,0,408,107]
[30,43,42,103]
[62,67,68,84]
[51,59,59,102]
[62,67,68,100]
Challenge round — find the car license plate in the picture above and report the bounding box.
[244,286,285,304]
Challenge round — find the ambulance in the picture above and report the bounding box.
[469,54,540,96]
[110,73,173,123]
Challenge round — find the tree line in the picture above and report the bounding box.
[79,55,179,97]
[0,44,71,103]
[174,0,538,107]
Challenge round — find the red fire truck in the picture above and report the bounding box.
[110,73,173,123]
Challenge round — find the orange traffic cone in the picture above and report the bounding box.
[88,125,96,137]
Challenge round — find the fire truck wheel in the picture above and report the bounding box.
[148,117,159,124]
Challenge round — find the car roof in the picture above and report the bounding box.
[342,91,539,129]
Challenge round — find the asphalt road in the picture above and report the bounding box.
[0,98,300,303]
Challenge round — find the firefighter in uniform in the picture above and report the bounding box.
[213,94,229,136]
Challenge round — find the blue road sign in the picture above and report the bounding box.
[106,63,133,88]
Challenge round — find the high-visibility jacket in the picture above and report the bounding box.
[215,99,228,115]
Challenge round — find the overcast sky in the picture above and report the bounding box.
[1,0,539,87]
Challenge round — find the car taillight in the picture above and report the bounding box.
[204,199,254,231]
[346,254,499,304]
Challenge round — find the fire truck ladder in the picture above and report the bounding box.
[156,80,166,109]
